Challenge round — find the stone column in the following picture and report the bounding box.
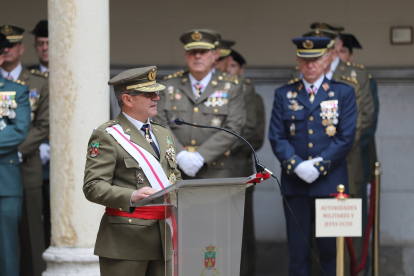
[43,0,109,275]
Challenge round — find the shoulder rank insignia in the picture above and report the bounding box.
[89,142,99,157]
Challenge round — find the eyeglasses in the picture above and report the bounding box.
[125,91,160,98]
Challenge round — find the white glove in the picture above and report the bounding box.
[293,157,323,184]
[176,150,204,177]
[18,152,23,163]
[39,143,51,165]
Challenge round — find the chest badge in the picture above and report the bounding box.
[210,117,222,127]
[136,173,145,184]
[288,100,304,111]
[290,123,295,136]
[166,136,177,163]
[328,91,335,97]
[169,173,176,185]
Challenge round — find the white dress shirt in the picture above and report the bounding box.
[302,74,325,95]
[326,56,340,80]
[189,71,212,96]
[0,63,22,80]
[122,112,159,150]
[39,64,49,73]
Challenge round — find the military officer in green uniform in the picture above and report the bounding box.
[214,38,236,73]
[28,20,49,74]
[226,48,266,276]
[0,33,31,276]
[84,66,181,276]
[0,23,49,276]
[339,32,380,275]
[154,29,245,179]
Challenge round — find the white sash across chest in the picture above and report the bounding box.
[105,124,170,191]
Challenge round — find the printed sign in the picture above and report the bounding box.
[315,198,362,237]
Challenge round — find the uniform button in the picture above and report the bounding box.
[287,165,292,170]
[193,123,197,129]
[173,106,177,110]
[119,208,122,211]
[128,219,132,223]
[213,162,216,165]
[324,171,327,175]
[286,171,290,174]
[308,156,312,160]
[309,129,313,135]
[320,166,325,171]
[221,162,224,166]
[291,159,295,164]
[308,143,313,148]
[214,109,218,113]
[191,139,196,145]
[315,162,320,166]
[10,160,13,164]
[309,116,314,121]
[194,107,199,113]
[291,115,295,120]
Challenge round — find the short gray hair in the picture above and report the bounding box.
[114,89,128,108]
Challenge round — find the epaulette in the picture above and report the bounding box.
[150,120,164,128]
[238,75,252,84]
[217,72,239,84]
[8,78,26,86]
[163,70,186,80]
[345,62,364,69]
[340,76,358,84]
[287,77,301,84]
[98,119,119,130]
[30,69,48,78]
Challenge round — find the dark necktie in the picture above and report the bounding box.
[140,124,160,159]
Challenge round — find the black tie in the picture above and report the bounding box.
[141,124,160,159]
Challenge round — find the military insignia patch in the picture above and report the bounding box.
[322,83,329,91]
[29,90,39,112]
[175,93,182,100]
[168,86,174,94]
[303,39,314,49]
[286,91,292,99]
[210,117,222,127]
[298,83,303,91]
[290,123,295,136]
[224,82,231,90]
[325,125,337,137]
[1,25,12,36]
[288,100,304,111]
[89,142,99,157]
[350,70,357,79]
[166,136,176,163]
[168,173,176,185]
[191,31,203,42]
[148,69,156,81]
[0,120,7,130]
[201,244,220,275]
[328,91,335,97]
[136,173,144,184]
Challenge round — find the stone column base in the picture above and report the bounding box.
[42,246,99,276]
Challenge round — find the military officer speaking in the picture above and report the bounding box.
[0,23,49,275]
[84,66,181,276]
[0,33,31,276]
[154,29,245,179]
[269,37,357,276]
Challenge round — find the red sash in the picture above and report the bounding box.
[105,206,171,220]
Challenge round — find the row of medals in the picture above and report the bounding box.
[0,99,18,119]
[320,100,339,137]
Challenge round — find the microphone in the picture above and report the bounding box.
[174,118,265,173]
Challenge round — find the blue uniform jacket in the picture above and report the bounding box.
[269,77,357,197]
[0,75,31,196]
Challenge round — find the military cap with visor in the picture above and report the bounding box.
[340,33,362,53]
[309,22,345,34]
[0,24,25,43]
[229,49,246,66]
[108,66,165,94]
[303,28,338,48]
[31,20,48,38]
[180,29,220,51]
[0,33,13,54]
[218,39,235,57]
[292,36,331,58]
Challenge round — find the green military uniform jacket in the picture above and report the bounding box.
[0,76,31,196]
[154,70,246,179]
[83,113,182,261]
[233,77,265,176]
[17,67,49,189]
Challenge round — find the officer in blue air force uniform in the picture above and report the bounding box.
[268,37,357,276]
[0,33,31,276]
